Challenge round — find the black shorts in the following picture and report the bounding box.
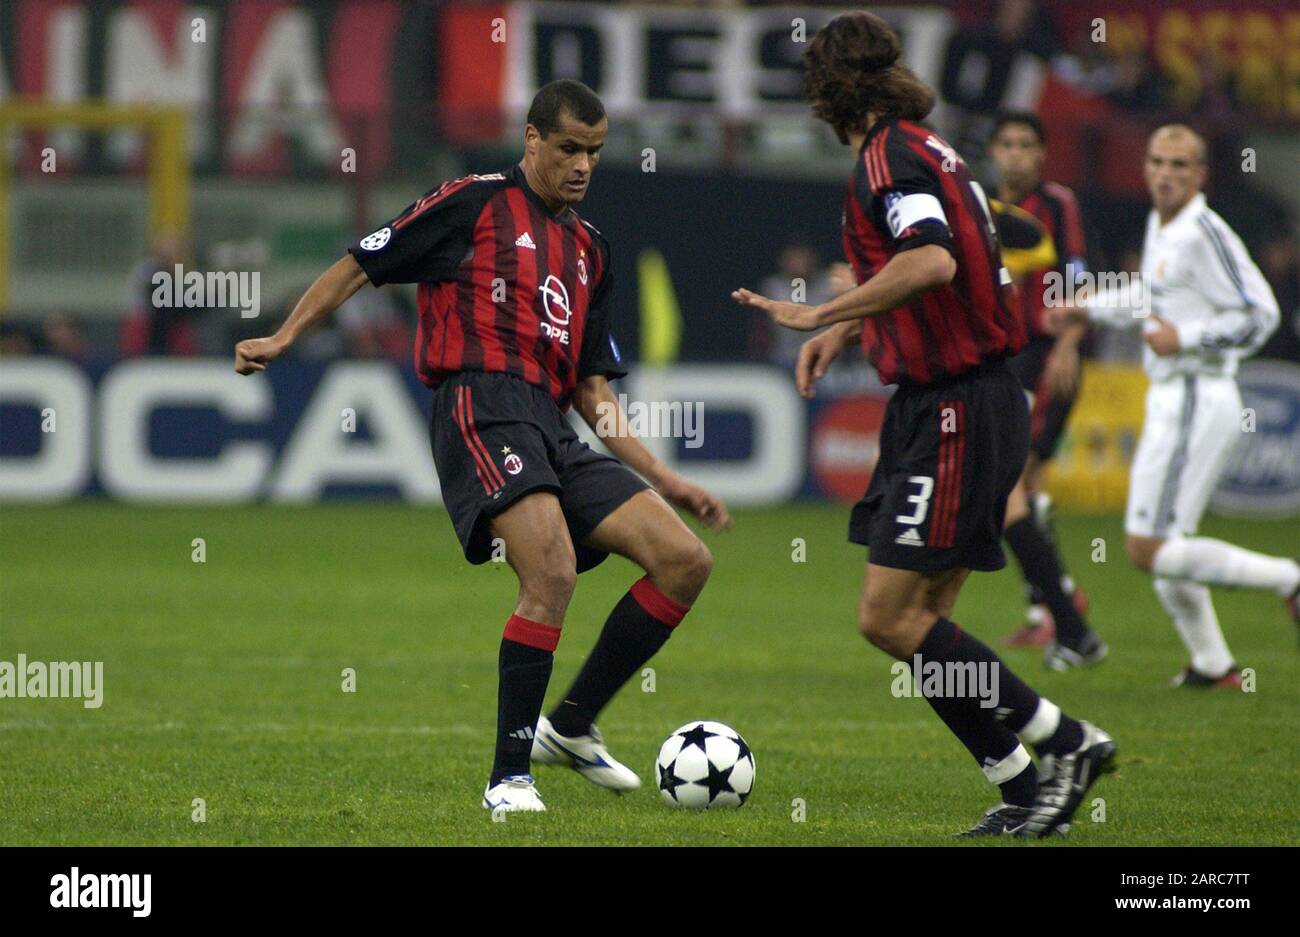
[1006,333,1079,461]
[430,371,649,573]
[849,358,1030,572]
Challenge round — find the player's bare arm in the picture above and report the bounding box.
[788,263,861,398]
[1043,319,1087,398]
[1043,300,1087,334]
[571,374,733,531]
[234,253,370,374]
[731,243,955,331]
[793,321,860,399]
[812,244,956,324]
[1053,299,1178,359]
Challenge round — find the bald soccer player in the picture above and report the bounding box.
[1059,125,1298,687]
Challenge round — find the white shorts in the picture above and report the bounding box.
[1125,374,1241,538]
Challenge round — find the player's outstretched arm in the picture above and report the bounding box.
[1051,271,1151,334]
[234,254,371,374]
[572,374,733,531]
[809,244,955,326]
[730,245,953,332]
[729,287,822,331]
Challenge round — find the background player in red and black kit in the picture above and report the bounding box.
[235,80,732,813]
[988,112,1107,667]
[733,12,1114,837]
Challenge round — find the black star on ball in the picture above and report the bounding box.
[731,734,751,763]
[702,759,736,804]
[676,724,717,753]
[659,759,688,802]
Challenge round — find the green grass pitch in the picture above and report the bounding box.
[1,502,1296,845]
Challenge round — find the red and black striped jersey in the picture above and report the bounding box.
[348,164,623,408]
[841,117,1026,386]
[1013,180,1088,336]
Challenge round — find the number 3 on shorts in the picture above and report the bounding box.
[895,475,935,526]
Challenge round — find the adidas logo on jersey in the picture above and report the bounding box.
[515,232,536,250]
[895,528,925,547]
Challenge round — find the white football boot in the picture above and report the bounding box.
[531,715,641,791]
[481,774,546,813]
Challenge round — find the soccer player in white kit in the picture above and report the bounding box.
[1067,125,1299,687]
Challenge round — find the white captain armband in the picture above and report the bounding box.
[885,192,948,239]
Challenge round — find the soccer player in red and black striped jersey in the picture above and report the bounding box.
[988,112,1107,667]
[732,12,1115,837]
[235,80,731,813]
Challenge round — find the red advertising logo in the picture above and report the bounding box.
[810,396,887,503]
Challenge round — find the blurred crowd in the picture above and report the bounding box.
[7,216,1297,374]
[941,0,1244,121]
[2,0,1297,368]
[1,235,416,366]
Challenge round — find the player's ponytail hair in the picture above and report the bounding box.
[803,11,936,144]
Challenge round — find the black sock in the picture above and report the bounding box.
[1000,765,1040,808]
[1004,701,1086,758]
[1004,516,1089,646]
[920,616,1072,737]
[990,668,1086,758]
[491,628,556,786]
[912,618,1036,805]
[1036,716,1085,757]
[548,579,684,738]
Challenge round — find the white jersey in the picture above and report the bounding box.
[1088,192,1279,382]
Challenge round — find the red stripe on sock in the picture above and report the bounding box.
[629,577,691,628]
[503,614,561,652]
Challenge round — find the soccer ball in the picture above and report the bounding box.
[655,720,754,808]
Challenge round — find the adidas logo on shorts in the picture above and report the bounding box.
[515,232,537,250]
[895,527,925,547]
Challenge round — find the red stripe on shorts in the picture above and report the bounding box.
[454,385,499,494]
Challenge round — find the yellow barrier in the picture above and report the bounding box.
[0,99,189,311]
[638,248,682,365]
[1043,362,1149,510]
